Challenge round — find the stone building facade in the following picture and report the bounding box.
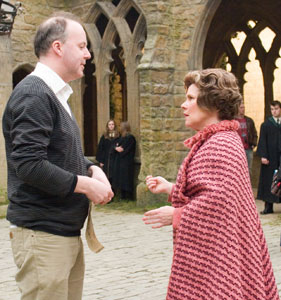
[0,0,280,204]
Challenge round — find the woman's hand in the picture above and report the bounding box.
[142,206,175,228]
[146,175,173,194]
[261,157,269,165]
[115,146,124,152]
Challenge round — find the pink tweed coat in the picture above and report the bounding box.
[167,120,279,300]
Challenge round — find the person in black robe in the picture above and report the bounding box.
[112,121,136,200]
[96,120,119,184]
[257,100,281,214]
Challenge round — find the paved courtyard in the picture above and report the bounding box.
[0,200,280,300]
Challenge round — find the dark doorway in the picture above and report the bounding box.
[83,45,97,156]
[13,67,33,88]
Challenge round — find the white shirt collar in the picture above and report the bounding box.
[30,62,73,117]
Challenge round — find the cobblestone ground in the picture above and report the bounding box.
[0,200,280,300]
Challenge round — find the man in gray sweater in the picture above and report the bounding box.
[2,12,113,300]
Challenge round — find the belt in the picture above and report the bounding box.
[85,201,104,253]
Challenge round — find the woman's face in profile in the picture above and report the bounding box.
[181,84,218,131]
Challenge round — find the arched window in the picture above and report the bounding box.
[83,0,147,156]
[203,0,281,126]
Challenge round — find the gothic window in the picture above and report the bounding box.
[215,23,281,133]
[125,7,140,33]
[203,0,281,133]
[83,0,147,156]
[95,13,109,38]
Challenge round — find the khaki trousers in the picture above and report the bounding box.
[9,227,85,300]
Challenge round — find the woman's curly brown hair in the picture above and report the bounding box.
[184,68,242,120]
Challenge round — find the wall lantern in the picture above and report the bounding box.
[0,0,18,35]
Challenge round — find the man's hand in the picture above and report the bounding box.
[88,165,111,188]
[75,176,114,205]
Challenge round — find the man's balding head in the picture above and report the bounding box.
[34,12,81,58]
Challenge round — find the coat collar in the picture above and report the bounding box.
[184,120,239,149]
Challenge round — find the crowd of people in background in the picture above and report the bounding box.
[96,120,136,200]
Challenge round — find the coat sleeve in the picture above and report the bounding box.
[119,135,136,157]
[257,122,268,158]
[85,157,94,170]
[248,117,258,147]
[96,136,105,163]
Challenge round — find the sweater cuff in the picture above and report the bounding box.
[67,175,78,196]
[85,157,95,170]
[86,162,95,170]
[172,207,184,230]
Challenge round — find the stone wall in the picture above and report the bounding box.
[0,36,13,203]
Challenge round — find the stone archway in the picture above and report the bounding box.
[202,0,281,120]
[188,0,221,70]
[82,0,147,157]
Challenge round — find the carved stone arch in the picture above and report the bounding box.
[82,0,147,158]
[110,18,132,58]
[96,20,119,136]
[84,24,102,61]
[84,2,114,23]
[234,22,267,89]
[126,14,146,141]
[188,0,222,70]
[202,0,281,119]
[112,0,141,18]
[130,14,146,62]
[268,36,281,70]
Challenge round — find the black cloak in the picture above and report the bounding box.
[96,135,119,183]
[257,117,281,203]
[112,134,136,193]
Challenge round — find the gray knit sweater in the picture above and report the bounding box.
[2,75,92,236]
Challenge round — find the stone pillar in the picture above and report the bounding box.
[135,2,178,206]
[0,35,13,203]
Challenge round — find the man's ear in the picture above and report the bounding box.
[52,40,63,56]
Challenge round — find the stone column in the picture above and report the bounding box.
[136,65,177,206]
[0,35,13,203]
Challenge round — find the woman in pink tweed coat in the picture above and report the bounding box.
[143,68,279,300]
